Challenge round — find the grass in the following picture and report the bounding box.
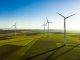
[4,34,43,60]
[0,32,80,60]
[20,33,80,60]
[0,33,43,60]
[0,45,22,60]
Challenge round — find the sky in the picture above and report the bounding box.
[0,0,80,31]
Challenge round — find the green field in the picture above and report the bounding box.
[0,30,80,60]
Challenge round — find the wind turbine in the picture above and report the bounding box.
[43,22,46,33]
[46,17,52,33]
[13,23,16,36]
[57,12,75,45]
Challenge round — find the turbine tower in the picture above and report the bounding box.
[13,23,16,36]
[57,12,75,45]
[43,22,46,33]
[46,17,52,33]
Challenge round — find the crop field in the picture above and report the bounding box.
[0,30,80,60]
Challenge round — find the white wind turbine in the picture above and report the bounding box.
[42,22,46,33]
[57,12,75,45]
[46,17,52,33]
[13,23,17,36]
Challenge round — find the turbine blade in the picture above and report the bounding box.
[57,12,65,18]
[66,14,75,19]
[49,22,53,23]
[46,17,49,23]
[13,25,15,26]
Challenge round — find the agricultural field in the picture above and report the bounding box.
[0,30,80,60]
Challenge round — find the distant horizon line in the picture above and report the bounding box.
[0,28,80,32]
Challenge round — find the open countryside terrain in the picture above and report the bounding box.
[0,30,80,60]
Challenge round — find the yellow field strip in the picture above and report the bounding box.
[4,35,43,60]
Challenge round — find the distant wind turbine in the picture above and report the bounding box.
[13,23,16,36]
[57,12,75,45]
[42,22,46,33]
[46,17,52,33]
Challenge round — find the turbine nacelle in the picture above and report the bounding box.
[46,17,53,24]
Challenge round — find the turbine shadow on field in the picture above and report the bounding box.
[25,45,65,60]
[46,44,80,60]
[0,44,22,60]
